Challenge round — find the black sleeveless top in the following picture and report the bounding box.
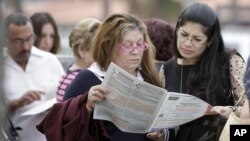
[163,57,192,95]
[163,57,226,141]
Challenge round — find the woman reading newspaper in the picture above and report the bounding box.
[37,13,169,141]
[159,2,246,141]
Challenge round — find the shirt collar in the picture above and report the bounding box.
[87,62,143,81]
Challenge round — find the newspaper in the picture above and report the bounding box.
[93,63,210,133]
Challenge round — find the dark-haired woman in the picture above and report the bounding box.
[160,3,246,141]
[31,12,61,54]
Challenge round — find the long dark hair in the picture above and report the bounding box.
[31,12,60,54]
[174,3,226,105]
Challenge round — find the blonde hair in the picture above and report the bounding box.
[91,13,161,87]
[69,18,101,58]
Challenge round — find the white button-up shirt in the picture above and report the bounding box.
[3,47,64,141]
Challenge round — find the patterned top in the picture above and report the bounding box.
[56,69,81,102]
[229,54,246,101]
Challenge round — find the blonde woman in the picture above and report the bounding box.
[56,18,101,102]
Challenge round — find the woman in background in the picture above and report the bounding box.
[56,18,101,102]
[144,18,174,71]
[31,12,61,54]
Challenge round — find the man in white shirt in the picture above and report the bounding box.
[3,13,64,141]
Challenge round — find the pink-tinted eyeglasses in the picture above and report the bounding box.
[118,42,149,52]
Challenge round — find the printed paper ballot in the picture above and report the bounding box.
[93,63,210,133]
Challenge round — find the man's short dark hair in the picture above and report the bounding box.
[4,13,30,36]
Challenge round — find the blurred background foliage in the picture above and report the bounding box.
[1,0,250,63]
[129,0,182,23]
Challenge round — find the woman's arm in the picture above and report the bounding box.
[229,54,246,103]
[210,54,246,117]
